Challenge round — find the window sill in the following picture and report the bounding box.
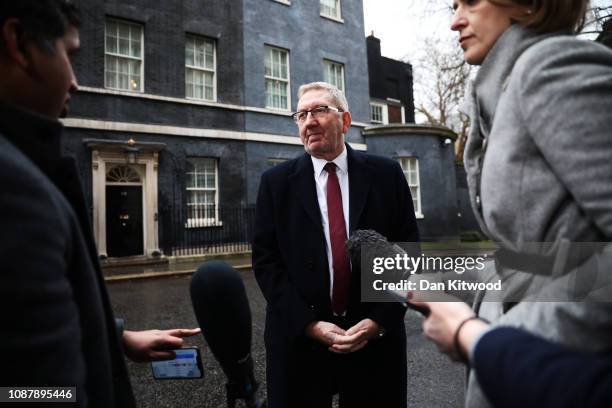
[104,86,143,93]
[185,220,223,228]
[320,14,344,24]
[265,106,291,112]
[186,96,217,103]
[271,0,291,5]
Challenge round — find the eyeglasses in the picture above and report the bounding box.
[291,105,343,124]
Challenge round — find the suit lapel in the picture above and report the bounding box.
[347,145,371,233]
[289,153,324,232]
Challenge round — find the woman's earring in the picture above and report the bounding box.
[526,9,533,15]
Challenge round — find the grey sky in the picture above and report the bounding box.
[362,0,612,124]
[363,0,612,63]
[363,0,454,63]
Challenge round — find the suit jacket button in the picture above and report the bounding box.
[306,261,314,270]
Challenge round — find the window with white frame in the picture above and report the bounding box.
[323,60,344,92]
[320,0,342,20]
[398,157,422,216]
[186,158,219,227]
[185,35,216,101]
[105,19,143,92]
[264,46,290,110]
[370,102,388,124]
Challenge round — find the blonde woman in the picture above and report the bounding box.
[410,1,612,407]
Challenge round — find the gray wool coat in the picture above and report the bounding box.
[462,24,612,407]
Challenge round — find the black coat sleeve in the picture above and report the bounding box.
[474,327,612,408]
[252,172,316,338]
[0,159,86,390]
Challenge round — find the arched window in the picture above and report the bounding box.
[106,165,141,183]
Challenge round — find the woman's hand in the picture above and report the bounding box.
[408,292,489,362]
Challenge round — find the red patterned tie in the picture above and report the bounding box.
[324,162,350,315]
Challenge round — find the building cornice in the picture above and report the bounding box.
[75,86,370,128]
[62,118,368,151]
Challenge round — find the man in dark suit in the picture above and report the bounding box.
[253,82,419,408]
[0,2,198,406]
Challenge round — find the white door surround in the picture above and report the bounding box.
[85,138,166,258]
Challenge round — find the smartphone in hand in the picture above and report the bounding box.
[151,347,203,380]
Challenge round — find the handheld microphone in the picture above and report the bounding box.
[190,261,266,408]
[347,230,429,315]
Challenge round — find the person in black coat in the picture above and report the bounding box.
[253,82,420,408]
[0,2,198,406]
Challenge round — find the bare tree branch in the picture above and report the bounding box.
[412,36,472,161]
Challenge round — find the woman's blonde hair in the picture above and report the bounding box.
[489,0,589,34]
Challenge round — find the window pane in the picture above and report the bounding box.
[186,45,194,66]
[205,85,213,101]
[266,80,274,107]
[186,158,218,222]
[105,71,116,88]
[119,24,130,40]
[129,60,139,75]
[399,158,420,214]
[371,104,383,122]
[205,42,214,69]
[196,46,204,67]
[196,172,207,188]
[106,34,117,53]
[272,50,280,77]
[265,50,272,76]
[204,72,213,86]
[265,46,289,109]
[185,36,216,100]
[105,55,116,73]
[320,0,339,17]
[119,73,129,89]
[130,76,140,91]
[119,38,129,55]
[280,53,287,79]
[105,20,143,91]
[130,40,141,58]
[118,58,128,75]
[206,174,215,188]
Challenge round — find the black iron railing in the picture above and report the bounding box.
[160,206,256,256]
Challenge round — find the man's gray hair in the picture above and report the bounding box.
[297,82,349,111]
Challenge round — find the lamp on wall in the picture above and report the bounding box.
[441,138,453,147]
[124,138,140,164]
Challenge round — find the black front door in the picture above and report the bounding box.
[106,185,143,257]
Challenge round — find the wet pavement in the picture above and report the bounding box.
[107,267,465,408]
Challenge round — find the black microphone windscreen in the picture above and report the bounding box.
[190,261,252,376]
[347,230,422,302]
[347,229,411,274]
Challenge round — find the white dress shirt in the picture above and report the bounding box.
[311,146,350,298]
